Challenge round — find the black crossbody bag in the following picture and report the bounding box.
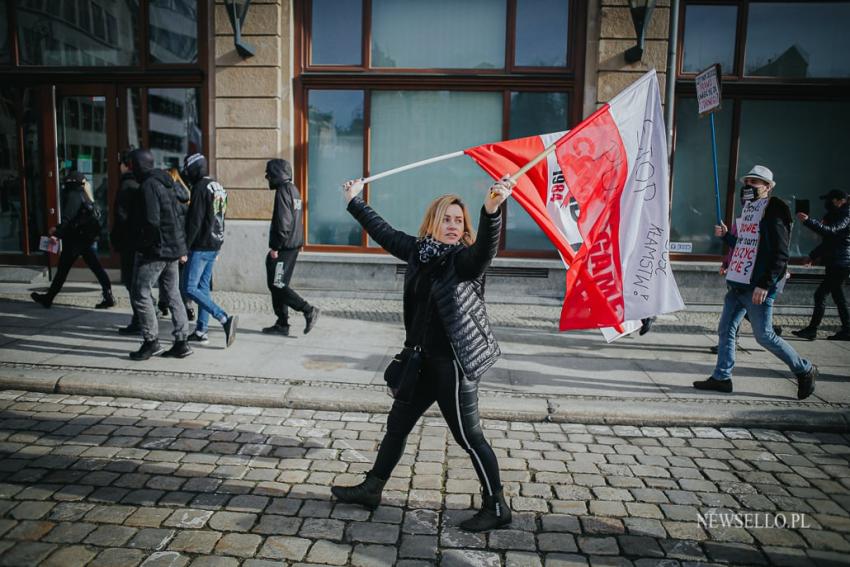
[384,288,434,403]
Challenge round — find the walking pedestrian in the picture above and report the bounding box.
[113,148,145,334]
[694,165,817,399]
[158,168,195,322]
[31,172,114,309]
[262,159,319,336]
[792,189,850,341]
[129,149,192,360]
[181,153,237,347]
[331,176,514,532]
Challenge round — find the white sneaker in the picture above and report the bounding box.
[187,331,209,344]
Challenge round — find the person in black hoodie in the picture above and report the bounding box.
[694,165,818,399]
[263,159,318,336]
[31,171,114,309]
[181,153,237,347]
[331,176,514,533]
[129,149,192,360]
[112,148,145,333]
[793,189,850,341]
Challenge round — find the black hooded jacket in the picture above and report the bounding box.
[54,183,91,242]
[805,202,850,268]
[267,159,304,251]
[183,154,227,251]
[111,171,142,252]
[133,150,189,260]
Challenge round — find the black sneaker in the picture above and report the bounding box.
[187,331,209,344]
[262,323,290,336]
[639,316,656,336]
[158,304,169,318]
[796,365,818,400]
[118,323,141,336]
[791,327,817,340]
[31,292,52,308]
[186,307,196,321]
[223,315,238,348]
[162,340,193,358]
[773,325,783,336]
[130,340,165,361]
[95,291,115,309]
[827,330,850,341]
[693,377,733,393]
[304,307,320,334]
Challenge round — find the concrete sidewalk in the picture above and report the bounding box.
[0,283,848,431]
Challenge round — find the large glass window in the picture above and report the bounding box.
[310,0,361,66]
[16,0,140,66]
[22,89,44,251]
[671,99,733,256]
[506,91,569,251]
[737,100,850,257]
[0,0,10,65]
[307,90,364,246]
[149,0,198,64]
[0,88,22,253]
[147,87,201,168]
[682,4,737,75]
[514,0,569,67]
[369,91,502,242]
[371,0,506,69]
[745,2,850,78]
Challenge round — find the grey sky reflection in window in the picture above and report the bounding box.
[746,3,850,78]
[682,4,737,75]
[149,0,198,64]
[515,0,569,67]
[311,0,361,65]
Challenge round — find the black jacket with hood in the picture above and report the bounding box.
[54,176,92,243]
[267,159,304,251]
[723,196,793,290]
[805,202,850,269]
[132,149,189,261]
[111,171,142,252]
[183,154,227,252]
[347,196,502,381]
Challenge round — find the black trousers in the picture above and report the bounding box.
[265,249,308,326]
[48,240,111,299]
[810,266,850,331]
[371,357,503,496]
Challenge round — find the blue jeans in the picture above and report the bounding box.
[713,285,811,380]
[183,250,227,333]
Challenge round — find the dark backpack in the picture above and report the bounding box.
[70,198,103,243]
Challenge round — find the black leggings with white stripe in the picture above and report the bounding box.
[371,356,502,496]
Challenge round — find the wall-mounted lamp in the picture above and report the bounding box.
[224,0,256,58]
[624,0,656,63]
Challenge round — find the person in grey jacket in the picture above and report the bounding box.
[129,149,192,361]
[262,159,318,336]
[331,176,513,533]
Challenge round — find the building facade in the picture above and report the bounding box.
[1,0,848,301]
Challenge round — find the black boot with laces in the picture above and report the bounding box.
[459,489,512,532]
[331,472,386,510]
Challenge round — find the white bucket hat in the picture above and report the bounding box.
[740,165,776,188]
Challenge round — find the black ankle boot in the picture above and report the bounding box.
[95,289,115,309]
[459,489,512,532]
[331,473,386,509]
[31,292,53,308]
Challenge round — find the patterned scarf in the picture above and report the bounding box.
[417,236,460,264]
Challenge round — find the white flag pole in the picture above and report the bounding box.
[361,151,466,184]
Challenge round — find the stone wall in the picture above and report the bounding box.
[595,0,671,107]
[213,0,292,220]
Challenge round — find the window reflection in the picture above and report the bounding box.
[17,0,139,66]
[311,0,361,65]
[0,88,22,253]
[149,0,198,64]
[147,88,202,169]
[515,0,569,67]
[0,0,10,65]
[682,4,737,75]
[307,90,364,245]
[745,3,850,78]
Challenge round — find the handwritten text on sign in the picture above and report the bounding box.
[726,198,769,285]
[695,65,722,115]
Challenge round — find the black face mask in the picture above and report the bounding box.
[741,185,756,202]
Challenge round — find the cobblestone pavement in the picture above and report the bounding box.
[2,391,850,566]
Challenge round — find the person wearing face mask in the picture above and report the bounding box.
[331,176,514,532]
[695,165,817,399]
[262,159,319,336]
[792,189,850,341]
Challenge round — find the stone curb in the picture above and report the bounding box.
[3,367,848,432]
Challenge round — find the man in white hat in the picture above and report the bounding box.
[694,165,818,399]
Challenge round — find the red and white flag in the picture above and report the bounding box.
[466,70,683,331]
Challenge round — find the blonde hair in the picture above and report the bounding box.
[168,168,189,192]
[82,179,94,202]
[418,194,476,246]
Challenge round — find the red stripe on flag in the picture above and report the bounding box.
[555,106,629,330]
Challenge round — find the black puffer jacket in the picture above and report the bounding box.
[723,196,792,290]
[347,196,502,380]
[133,150,189,261]
[54,184,92,243]
[184,154,227,251]
[805,202,850,268]
[267,159,304,250]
